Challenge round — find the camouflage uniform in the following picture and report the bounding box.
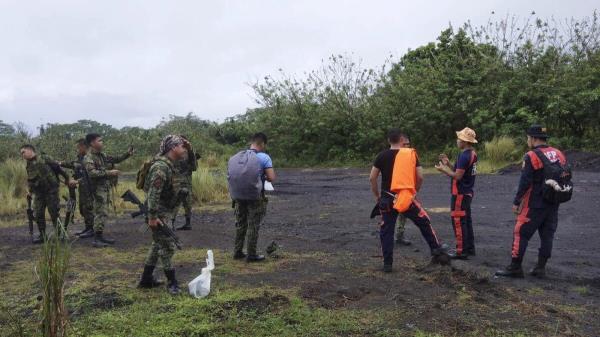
[172,149,198,225]
[144,156,178,270]
[396,214,407,240]
[83,149,131,234]
[234,195,268,256]
[26,154,69,232]
[61,154,94,229]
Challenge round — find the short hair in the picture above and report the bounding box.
[75,138,88,146]
[251,132,268,145]
[20,144,35,152]
[387,128,408,144]
[85,133,101,146]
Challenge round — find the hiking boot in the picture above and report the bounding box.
[233,251,247,260]
[92,233,110,248]
[495,262,524,278]
[246,255,266,262]
[32,230,46,244]
[395,233,412,246]
[383,264,393,273]
[78,228,94,239]
[137,265,164,288]
[529,257,548,278]
[176,216,192,231]
[164,269,181,295]
[448,251,469,260]
[466,248,476,256]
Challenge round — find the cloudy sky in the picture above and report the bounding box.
[0,0,596,132]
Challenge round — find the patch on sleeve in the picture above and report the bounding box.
[152,176,163,189]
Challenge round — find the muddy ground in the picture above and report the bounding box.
[1,169,599,336]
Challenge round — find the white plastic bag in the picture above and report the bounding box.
[188,250,215,298]
[264,181,275,191]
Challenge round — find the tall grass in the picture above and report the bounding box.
[36,222,70,337]
[480,136,523,173]
[0,159,28,216]
[191,167,229,204]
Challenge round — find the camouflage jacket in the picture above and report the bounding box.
[173,148,198,187]
[83,149,130,189]
[60,154,92,191]
[145,156,177,219]
[26,154,69,193]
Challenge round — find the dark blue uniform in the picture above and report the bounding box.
[450,149,477,256]
[511,145,566,262]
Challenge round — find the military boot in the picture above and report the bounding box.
[529,257,548,278]
[32,229,46,244]
[78,226,94,239]
[137,265,164,288]
[164,269,181,295]
[176,216,192,231]
[395,232,412,246]
[246,254,266,262]
[92,232,112,248]
[495,261,524,278]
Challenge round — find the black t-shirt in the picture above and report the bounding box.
[373,149,421,192]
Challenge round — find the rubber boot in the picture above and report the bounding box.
[529,257,548,278]
[233,251,247,260]
[92,232,110,248]
[495,260,524,278]
[137,265,164,288]
[383,263,392,273]
[448,251,469,260]
[430,244,451,265]
[176,215,192,231]
[164,269,181,295]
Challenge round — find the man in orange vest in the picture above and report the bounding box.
[370,129,448,273]
[436,127,478,260]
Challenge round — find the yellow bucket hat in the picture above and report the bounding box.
[456,127,478,144]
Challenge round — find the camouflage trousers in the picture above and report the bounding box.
[173,187,192,218]
[144,222,176,271]
[396,214,407,240]
[78,184,94,227]
[32,190,60,231]
[234,197,268,256]
[92,185,110,233]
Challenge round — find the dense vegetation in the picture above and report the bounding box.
[1,13,598,167]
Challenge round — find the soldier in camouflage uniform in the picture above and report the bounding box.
[138,135,190,295]
[172,137,198,231]
[20,144,72,243]
[232,133,276,262]
[83,133,133,247]
[59,139,95,238]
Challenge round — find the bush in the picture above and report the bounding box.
[483,136,522,164]
[191,167,229,204]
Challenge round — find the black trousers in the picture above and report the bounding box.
[450,194,475,255]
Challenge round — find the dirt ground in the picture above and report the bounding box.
[1,168,599,336]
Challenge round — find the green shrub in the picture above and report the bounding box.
[484,136,521,164]
[191,167,229,204]
[0,159,27,216]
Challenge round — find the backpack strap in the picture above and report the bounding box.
[532,149,551,169]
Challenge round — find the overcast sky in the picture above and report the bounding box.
[0,0,597,132]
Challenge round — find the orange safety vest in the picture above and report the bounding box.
[390,148,418,212]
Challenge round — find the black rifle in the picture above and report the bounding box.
[26,195,34,236]
[121,189,182,250]
[63,185,77,227]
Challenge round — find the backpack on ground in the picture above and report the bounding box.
[533,149,573,204]
[227,150,262,200]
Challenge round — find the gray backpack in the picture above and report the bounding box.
[227,150,262,200]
